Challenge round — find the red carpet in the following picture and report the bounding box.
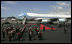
[40,24,56,30]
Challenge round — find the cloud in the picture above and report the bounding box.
[49,1,71,15]
[56,2,70,6]
[5,1,16,5]
[57,6,63,10]
[50,5,63,11]
[30,8,40,11]
[1,6,11,10]
[1,6,7,10]
[49,5,71,15]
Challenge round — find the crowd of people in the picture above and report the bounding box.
[1,23,45,41]
[1,23,67,42]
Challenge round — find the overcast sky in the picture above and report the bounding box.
[1,1,71,18]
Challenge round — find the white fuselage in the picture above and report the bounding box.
[27,13,71,18]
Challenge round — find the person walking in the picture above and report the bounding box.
[12,28,16,38]
[63,23,67,34]
[2,27,5,38]
[17,26,21,41]
[6,27,9,35]
[16,26,20,33]
[20,26,26,40]
[36,28,39,35]
[31,30,35,40]
[17,32,21,41]
[8,30,12,41]
[64,24,67,34]
[43,26,45,31]
[38,31,43,40]
[51,27,53,31]
[28,28,32,41]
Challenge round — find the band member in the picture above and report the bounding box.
[6,27,9,35]
[51,27,53,31]
[31,30,35,40]
[9,25,12,31]
[2,27,5,38]
[28,28,32,41]
[43,26,45,31]
[17,32,21,41]
[38,31,43,40]
[8,30,12,41]
[16,26,20,33]
[20,26,26,40]
[12,28,16,38]
[17,27,21,41]
[64,26,67,34]
[36,28,39,35]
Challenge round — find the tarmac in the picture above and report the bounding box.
[1,23,71,43]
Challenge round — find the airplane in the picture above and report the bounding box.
[18,12,71,25]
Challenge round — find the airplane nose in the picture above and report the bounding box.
[18,13,27,17]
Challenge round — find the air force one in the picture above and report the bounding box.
[18,13,71,24]
[18,13,71,18]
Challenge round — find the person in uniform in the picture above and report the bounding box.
[32,30,35,40]
[51,27,53,31]
[17,32,21,41]
[43,26,45,31]
[36,28,39,35]
[6,27,9,35]
[17,27,21,41]
[8,30,12,41]
[64,23,67,34]
[2,27,5,38]
[9,25,12,31]
[12,28,16,38]
[64,28,67,34]
[20,26,26,40]
[8,25,13,41]
[16,26,20,33]
[38,31,43,40]
[34,27,37,35]
[28,28,32,41]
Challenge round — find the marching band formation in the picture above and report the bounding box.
[1,23,67,42]
[2,23,44,41]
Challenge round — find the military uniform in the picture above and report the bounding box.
[38,31,43,40]
[17,32,21,41]
[8,26,13,41]
[2,28,5,38]
[21,27,26,40]
[16,26,20,33]
[64,23,67,34]
[31,30,35,40]
[17,28,21,41]
[12,28,16,38]
[36,28,39,35]
[6,27,9,35]
[64,27,67,34]
[28,29,32,41]
[8,31,12,41]
[51,27,53,31]
[43,26,45,31]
